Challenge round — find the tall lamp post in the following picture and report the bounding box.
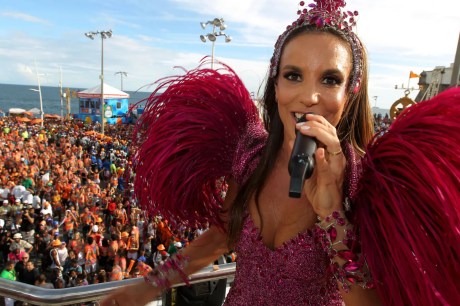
[373,96,378,108]
[85,29,112,135]
[29,89,43,127]
[59,66,64,118]
[30,61,44,128]
[200,18,231,69]
[114,71,128,91]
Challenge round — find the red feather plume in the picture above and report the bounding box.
[355,88,460,305]
[132,59,263,227]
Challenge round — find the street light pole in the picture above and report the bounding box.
[200,18,231,69]
[32,61,44,128]
[100,34,105,134]
[115,71,128,91]
[373,96,378,108]
[29,88,43,127]
[210,23,216,69]
[85,30,112,135]
[59,66,64,118]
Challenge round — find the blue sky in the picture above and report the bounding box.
[0,0,459,109]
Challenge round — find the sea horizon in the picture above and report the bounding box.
[1,82,390,117]
[0,83,151,116]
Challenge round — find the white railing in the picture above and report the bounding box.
[0,263,235,306]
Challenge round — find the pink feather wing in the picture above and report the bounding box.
[132,61,263,227]
[355,88,460,305]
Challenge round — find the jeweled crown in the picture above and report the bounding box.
[270,0,363,94]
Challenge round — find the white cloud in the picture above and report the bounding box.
[1,11,50,25]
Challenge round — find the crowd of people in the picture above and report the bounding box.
[0,117,221,292]
[373,113,392,135]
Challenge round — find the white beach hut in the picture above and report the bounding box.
[76,83,130,124]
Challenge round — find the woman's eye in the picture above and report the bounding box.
[322,76,342,86]
[283,72,302,82]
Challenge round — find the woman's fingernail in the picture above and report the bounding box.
[296,122,306,128]
[300,125,310,131]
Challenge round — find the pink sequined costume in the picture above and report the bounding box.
[224,215,342,305]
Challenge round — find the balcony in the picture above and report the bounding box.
[0,263,235,305]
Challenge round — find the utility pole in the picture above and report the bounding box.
[34,61,44,128]
[59,67,64,118]
[115,71,128,91]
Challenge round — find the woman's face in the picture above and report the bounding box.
[275,32,351,145]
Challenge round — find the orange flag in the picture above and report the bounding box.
[409,71,420,78]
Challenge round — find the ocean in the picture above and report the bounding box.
[0,83,151,116]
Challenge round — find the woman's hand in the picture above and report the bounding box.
[296,113,346,218]
[99,281,161,306]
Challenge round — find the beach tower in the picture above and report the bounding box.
[76,83,130,124]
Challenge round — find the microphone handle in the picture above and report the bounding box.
[288,122,317,198]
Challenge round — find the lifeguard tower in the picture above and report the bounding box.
[76,83,130,124]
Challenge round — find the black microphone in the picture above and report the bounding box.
[288,113,317,198]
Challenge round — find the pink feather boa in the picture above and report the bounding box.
[355,87,460,305]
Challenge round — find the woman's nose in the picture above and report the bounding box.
[299,83,319,107]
